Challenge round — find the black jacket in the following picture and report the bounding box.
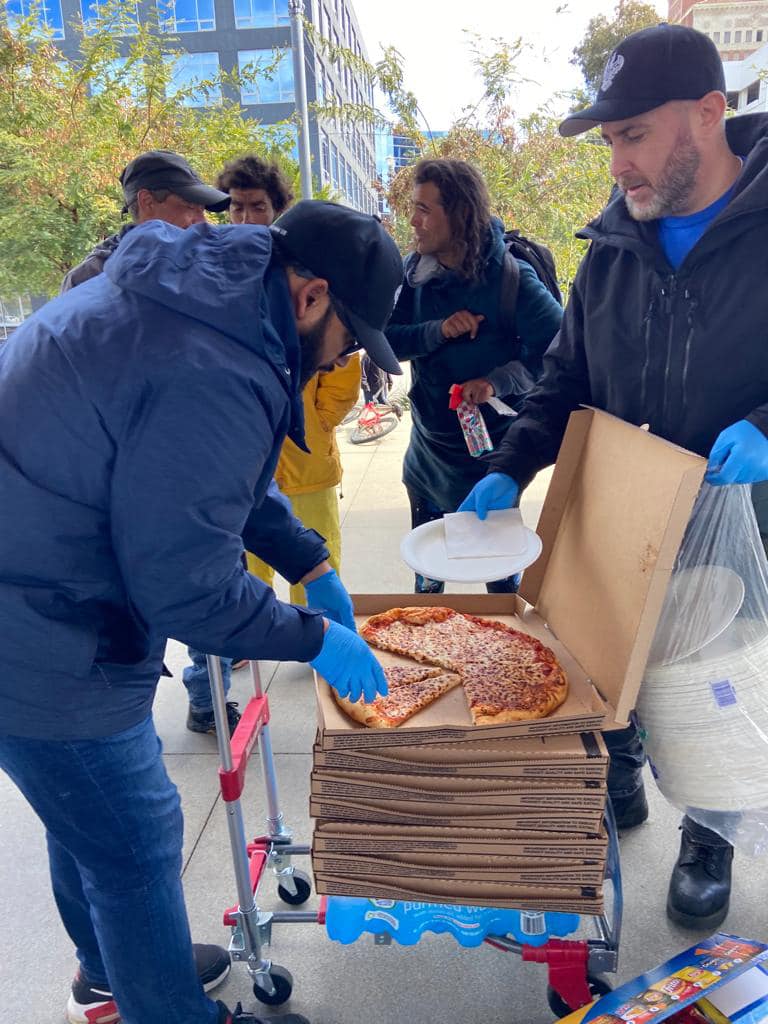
[386,219,562,511]
[491,113,768,488]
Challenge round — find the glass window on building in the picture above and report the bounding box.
[331,143,339,187]
[746,29,753,41]
[321,131,330,180]
[747,80,761,105]
[81,0,138,33]
[758,29,764,42]
[239,48,294,103]
[6,0,65,37]
[713,30,720,41]
[726,90,739,110]
[234,0,288,29]
[723,30,731,43]
[165,51,221,105]
[90,56,145,99]
[158,0,214,32]
[735,30,742,43]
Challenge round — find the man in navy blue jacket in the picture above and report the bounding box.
[0,201,401,1024]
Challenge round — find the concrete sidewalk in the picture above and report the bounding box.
[2,410,768,1024]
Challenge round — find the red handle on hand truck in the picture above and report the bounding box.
[218,695,270,802]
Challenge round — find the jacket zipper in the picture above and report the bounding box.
[680,288,698,417]
[660,276,677,434]
[641,294,656,414]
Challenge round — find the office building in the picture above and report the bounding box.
[6,0,378,211]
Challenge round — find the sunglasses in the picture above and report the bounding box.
[328,293,363,359]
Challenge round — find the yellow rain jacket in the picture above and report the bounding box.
[273,356,361,496]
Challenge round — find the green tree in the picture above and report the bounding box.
[571,0,660,99]
[0,6,298,296]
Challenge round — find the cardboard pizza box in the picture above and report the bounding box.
[309,796,604,833]
[310,771,606,809]
[312,731,609,780]
[311,850,607,885]
[314,872,605,914]
[314,409,705,745]
[313,821,609,859]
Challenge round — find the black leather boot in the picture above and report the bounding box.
[667,816,734,929]
[605,723,649,830]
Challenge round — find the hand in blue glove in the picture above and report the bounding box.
[706,420,768,485]
[309,620,388,704]
[304,568,356,632]
[457,472,520,521]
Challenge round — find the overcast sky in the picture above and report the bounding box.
[351,0,666,127]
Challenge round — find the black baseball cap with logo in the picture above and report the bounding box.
[120,150,231,213]
[270,200,403,375]
[559,23,727,137]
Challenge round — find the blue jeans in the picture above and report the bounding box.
[183,648,232,711]
[0,716,219,1024]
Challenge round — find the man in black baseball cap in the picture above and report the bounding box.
[62,150,230,291]
[1,200,401,1023]
[120,149,231,216]
[270,199,402,375]
[559,23,726,138]
[460,23,768,932]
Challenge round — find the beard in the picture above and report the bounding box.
[297,305,335,390]
[620,135,701,221]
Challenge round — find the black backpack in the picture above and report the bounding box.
[495,230,562,405]
[499,229,562,327]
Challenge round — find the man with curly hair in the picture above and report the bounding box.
[385,158,563,593]
[215,154,294,225]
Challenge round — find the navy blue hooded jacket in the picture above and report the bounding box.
[0,221,328,740]
[385,219,563,511]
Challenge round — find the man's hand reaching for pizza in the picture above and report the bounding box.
[310,620,388,703]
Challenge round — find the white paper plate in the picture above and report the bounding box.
[647,564,746,667]
[399,516,543,584]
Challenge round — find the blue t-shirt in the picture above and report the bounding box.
[658,182,738,269]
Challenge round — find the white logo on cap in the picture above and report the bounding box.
[602,51,625,92]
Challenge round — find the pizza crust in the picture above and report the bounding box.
[332,665,462,729]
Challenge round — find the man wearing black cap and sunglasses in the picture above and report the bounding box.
[0,200,401,1024]
[61,150,231,291]
[460,23,768,931]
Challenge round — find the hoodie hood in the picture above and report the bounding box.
[104,219,306,448]
[105,220,273,350]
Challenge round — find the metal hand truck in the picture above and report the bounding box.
[207,652,622,1020]
[206,654,321,1007]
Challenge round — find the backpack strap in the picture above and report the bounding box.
[498,249,521,340]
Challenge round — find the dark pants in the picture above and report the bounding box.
[407,488,520,594]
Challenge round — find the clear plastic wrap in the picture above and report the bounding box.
[636,481,768,854]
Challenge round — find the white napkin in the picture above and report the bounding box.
[443,509,528,559]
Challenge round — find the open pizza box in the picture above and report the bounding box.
[313,872,604,914]
[313,820,609,859]
[315,409,706,747]
[312,731,609,780]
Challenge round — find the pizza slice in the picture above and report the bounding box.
[333,664,463,729]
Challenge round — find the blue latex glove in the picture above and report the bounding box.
[457,472,520,521]
[304,568,356,632]
[310,620,388,703]
[706,420,768,485]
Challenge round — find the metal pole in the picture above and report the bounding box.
[288,0,313,199]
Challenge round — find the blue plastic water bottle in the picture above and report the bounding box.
[325,897,580,948]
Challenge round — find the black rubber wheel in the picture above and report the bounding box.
[277,868,312,906]
[252,964,293,1006]
[547,974,612,1019]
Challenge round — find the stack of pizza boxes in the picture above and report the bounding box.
[311,410,708,914]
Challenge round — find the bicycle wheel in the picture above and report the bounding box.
[349,411,399,444]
